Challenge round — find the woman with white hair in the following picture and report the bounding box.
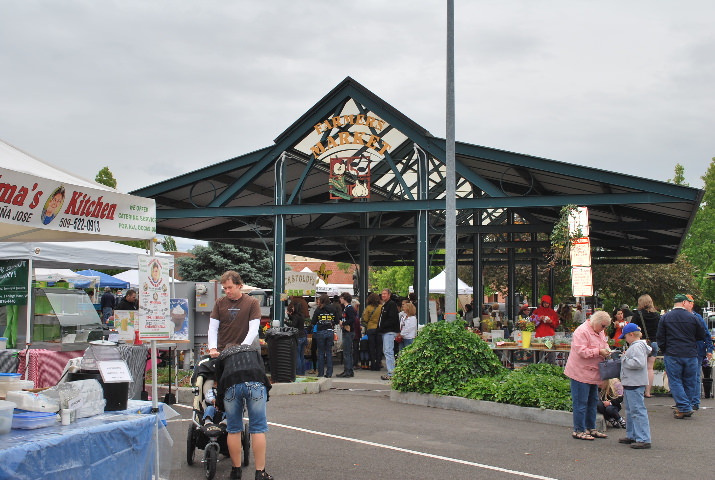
[564,310,613,440]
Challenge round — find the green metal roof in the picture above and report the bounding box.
[132,77,703,266]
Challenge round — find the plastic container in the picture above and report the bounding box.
[0,400,16,434]
[0,373,21,382]
[66,371,128,411]
[5,391,60,412]
[11,409,58,429]
[265,327,298,383]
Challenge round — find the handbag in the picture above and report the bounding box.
[638,311,651,346]
[599,357,622,380]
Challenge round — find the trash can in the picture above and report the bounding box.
[264,327,298,383]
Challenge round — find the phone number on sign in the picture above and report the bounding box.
[58,217,101,232]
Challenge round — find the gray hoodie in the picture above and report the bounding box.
[620,339,652,387]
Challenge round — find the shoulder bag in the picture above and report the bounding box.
[598,355,622,380]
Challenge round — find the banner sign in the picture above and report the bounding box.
[285,271,317,297]
[572,266,594,297]
[570,237,592,266]
[0,167,156,239]
[0,259,28,305]
[568,206,589,237]
[114,310,137,343]
[310,114,392,159]
[138,255,171,340]
[329,156,371,200]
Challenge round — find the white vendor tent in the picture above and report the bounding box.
[0,138,156,242]
[113,268,182,289]
[33,268,99,286]
[0,241,174,270]
[409,270,473,295]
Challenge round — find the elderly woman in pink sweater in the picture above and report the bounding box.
[564,310,613,440]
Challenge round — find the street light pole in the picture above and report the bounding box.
[445,0,457,322]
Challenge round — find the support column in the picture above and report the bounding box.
[507,210,516,322]
[359,213,369,315]
[531,233,539,307]
[472,203,482,318]
[415,145,430,324]
[548,267,555,302]
[272,154,286,326]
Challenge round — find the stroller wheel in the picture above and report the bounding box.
[186,423,197,466]
[204,444,218,480]
[241,425,251,467]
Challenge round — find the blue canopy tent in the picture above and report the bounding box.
[75,269,130,289]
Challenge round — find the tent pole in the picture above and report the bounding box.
[24,256,33,379]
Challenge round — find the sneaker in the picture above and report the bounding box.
[608,418,620,428]
[230,466,242,479]
[255,470,273,480]
[618,418,627,429]
[618,437,635,444]
[693,404,699,411]
[630,442,652,449]
[673,409,693,419]
[201,422,222,436]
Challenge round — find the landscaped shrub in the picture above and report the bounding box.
[392,320,573,411]
[391,320,504,395]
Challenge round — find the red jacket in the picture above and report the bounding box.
[533,295,559,337]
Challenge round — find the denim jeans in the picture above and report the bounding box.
[623,386,650,443]
[664,355,698,412]
[570,379,598,432]
[223,382,268,434]
[341,331,354,373]
[398,337,414,355]
[102,307,113,323]
[382,332,397,377]
[315,329,334,377]
[296,336,308,375]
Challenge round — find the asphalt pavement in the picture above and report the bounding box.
[165,368,713,480]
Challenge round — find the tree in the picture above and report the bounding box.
[177,242,272,288]
[160,236,177,252]
[95,166,117,189]
[369,264,443,297]
[682,157,715,301]
[668,163,689,186]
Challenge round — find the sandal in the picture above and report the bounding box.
[588,429,608,438]
[572,431,595,441]
[380,375,392,381]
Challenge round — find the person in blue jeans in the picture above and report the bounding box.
[378,289,400,380]
[337,292,358,377]
[684,295,714,409]
[100,287,115,324]
[618,323,652,449]
[311,294,338,378]
[286,300,307,375]
[216,345,273,480]
[656,293,707,418]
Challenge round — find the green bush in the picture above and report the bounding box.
[392,320,573,411]
[392,320,504,395]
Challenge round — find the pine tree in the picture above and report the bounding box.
[176,242,272,288]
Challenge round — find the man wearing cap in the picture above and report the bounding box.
[656,294,707,418]
[682,295,714,411]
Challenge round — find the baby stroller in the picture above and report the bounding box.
[186,355,250,480]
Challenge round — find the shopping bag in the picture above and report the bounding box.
[598,358,622,380]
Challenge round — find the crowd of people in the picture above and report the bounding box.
[563,293,714,449]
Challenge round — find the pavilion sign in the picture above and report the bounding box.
[310,114,393,159]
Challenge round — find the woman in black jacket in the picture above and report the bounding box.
[630,294,661,397]
[311,294,338,378]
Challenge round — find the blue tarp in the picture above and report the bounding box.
[75,269,130,289]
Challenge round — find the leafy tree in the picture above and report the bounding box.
[682,157,715,301]
[369,264,443,296]
[668,163,689,186]
[177,241,272,288]
[95,166,117,188]
[160,236,178,252]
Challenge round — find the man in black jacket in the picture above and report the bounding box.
[378,289,400,380]
[656,293,706,418]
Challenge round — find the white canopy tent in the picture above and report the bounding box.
[409,270,473,295]
[33,268,99,286]
[113,268,182,289]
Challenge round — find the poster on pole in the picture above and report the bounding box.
[169,298,189,341]
[114,310,137,343]
[0,260,28,305]
[284,271,317,297]
[137,254,171,340]
[568,206,589,237]
[572,266,594,297]
[570,237,592,266]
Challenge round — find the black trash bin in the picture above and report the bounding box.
[264,327,298,383]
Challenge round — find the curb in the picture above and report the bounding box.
[390,390,605,431]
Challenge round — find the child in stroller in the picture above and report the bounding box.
[187,355,250,478]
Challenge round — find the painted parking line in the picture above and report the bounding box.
[268,421,557,480]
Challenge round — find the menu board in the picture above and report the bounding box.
[114,310,137,343]
[285,271,317,296]
[169,298,189,341]
[572,266,594,297]
[137,254,171,340]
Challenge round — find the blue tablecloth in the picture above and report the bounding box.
[0,400,176,480]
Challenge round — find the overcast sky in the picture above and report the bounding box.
[2,1,713,249]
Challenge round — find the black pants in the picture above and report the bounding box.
[367,329,382,370]
[597,401,621,421]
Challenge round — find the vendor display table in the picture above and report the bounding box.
[493,347,570,369]
[0,349,21,374]
[0,400,176,480]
